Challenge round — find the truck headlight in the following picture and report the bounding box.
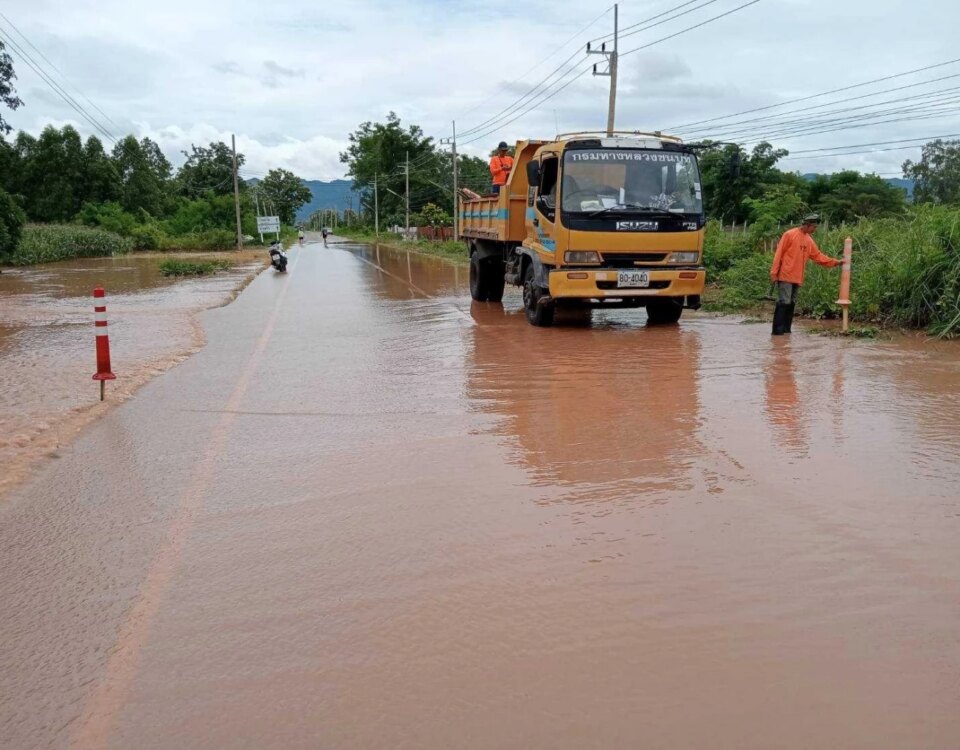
[564,251,600,264]
[669,252,700,264]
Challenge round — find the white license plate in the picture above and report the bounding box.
[617,270,650,288]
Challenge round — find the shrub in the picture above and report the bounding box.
[0,188,27,259]
[11,224,133,265]
[158,259,231,276]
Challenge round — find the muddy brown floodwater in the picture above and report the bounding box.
[1,238,959,749]
[0,252,263,497]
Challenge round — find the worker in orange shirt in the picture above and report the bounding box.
[489,141,514,195]
[770,214,843,335]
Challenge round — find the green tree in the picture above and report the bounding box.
[903,139,960,205]
[805,171,906,223]
[0,186,26,257]
[697,141,790,222]
[0,40,24,135]
[111,135,171,216]
[11,125,88,221]
[176,141,243,198]
[81,135,120,206]
[259,168,311,225]
[414,202,451,227]
[340,112,446,220]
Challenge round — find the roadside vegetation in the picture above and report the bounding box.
[0,125,312,265]
[158,258,232,277]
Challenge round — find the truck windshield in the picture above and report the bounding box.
[561,149,703,215]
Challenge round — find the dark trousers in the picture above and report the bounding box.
[491,184,501,195]
[773,282,798,335]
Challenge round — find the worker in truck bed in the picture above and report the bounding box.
[489,141,514,195]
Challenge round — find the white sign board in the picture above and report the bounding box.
[257,216,281,233]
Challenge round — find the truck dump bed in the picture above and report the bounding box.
[458,140,545,244]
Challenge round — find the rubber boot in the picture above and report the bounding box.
[772,303,787,335]
[784,303,796,333]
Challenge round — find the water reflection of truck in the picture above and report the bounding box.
[465,303,702,499]
[461,132,706,327]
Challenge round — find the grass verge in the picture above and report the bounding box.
[337,227,467,265]
[6,224,133,265]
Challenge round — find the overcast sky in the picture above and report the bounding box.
[3,0,959,182]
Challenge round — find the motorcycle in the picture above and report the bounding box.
[268,241,288,273]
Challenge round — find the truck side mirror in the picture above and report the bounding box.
[526,160,540,188]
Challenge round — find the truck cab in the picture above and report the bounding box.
[462,132,707,327]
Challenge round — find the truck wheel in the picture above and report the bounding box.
[470,254,506,302]
[486,261,506,302]
[469,253,488,301]
[523,264,554,327]
[646,298,683,325]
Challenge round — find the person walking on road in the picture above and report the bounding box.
[298,229,305,246]
[489,141,514,195]
[770,214,843,335]
[321,227,329,247]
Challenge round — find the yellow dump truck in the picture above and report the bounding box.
[460,131,706,326]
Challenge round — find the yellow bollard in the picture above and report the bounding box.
[836,237,852,333]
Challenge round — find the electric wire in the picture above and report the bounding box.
[670,57,960,131]
[0,28,116,142]
[0,11,121,131]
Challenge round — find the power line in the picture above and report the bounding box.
[0,27,116,143]
[680,74,960,138]
[619,0,762,59]
[590,0,712,43]
[787,133,960,155]
[732,97,960,144]
[709,91,960,143]
[458,4,613,121]
[670,56,960,131]
[616,0,724,46]
[0,11,121,132]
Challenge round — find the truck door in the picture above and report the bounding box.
[529,155,559,259]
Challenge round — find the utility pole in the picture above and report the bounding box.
[452,121,459,240]
[231,134,243,250]
[588,3,618,136]
[441,122,459,240]
[374,174,379,239]
[254,187,263,244]
[405,150,410,233]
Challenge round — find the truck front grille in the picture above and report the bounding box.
[600,253,668,265]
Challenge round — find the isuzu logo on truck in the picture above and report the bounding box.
[616,220,658,231]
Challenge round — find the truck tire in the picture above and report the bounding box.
[469,253,488,301]
[470,253,506,302]
[646,298,683,325]
[523,263,554,327]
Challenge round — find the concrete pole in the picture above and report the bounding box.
[374,174,380,239]
[606,4,618,136]
[405,150,410,233]
[452,120,459,240]
[231,134,243,250]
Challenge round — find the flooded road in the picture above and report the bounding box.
[1,237,958,748]
[0,252,263,496]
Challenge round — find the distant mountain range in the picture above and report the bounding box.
[245,178,360,221]
[296,179,360,220]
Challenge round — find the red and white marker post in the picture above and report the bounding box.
[92,287,116,400]
[836,237,853,333]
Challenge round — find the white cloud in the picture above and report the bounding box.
[3,0,960,180]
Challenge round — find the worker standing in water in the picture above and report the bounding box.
[770,214,844,336]
[489,141,514,195]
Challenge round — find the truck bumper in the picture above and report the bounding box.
[547,268,706,302]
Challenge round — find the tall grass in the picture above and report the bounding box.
[706,206,960,337]
[8,224,133,265]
